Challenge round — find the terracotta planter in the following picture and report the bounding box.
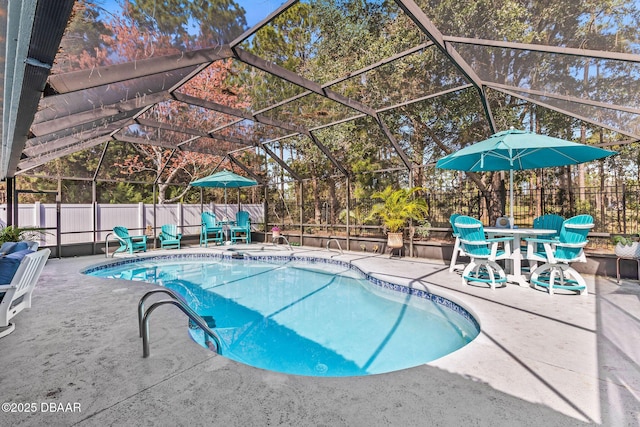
[615,242,640,258]
[272,231,281,239]
[387,232,404,249]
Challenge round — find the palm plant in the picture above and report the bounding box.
[0,225,47,245]
[367,186,429,233]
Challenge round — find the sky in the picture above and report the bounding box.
[238,0,286,27]
[97,0,286,30]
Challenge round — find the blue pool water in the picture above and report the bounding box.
[86,255,479,376]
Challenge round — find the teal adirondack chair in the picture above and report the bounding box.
[525,214,593,295]
[159,224,182,249]
[448,213,467,273]
[113,226,147,254]
[200,212,223,247]
[230,211,251,244]
[455,216,513,289]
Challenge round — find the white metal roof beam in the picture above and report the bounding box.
[492,86,640,140]
[26,114,136,147]
[229,0,298,48]
[172,91,306,134]
[232,47,377,117]
[31,103,153,137]
[227,154,264,184]
[2,0,75,178]
[47,45,234,94]
[113,135,182,151]
[135,118,208,137]
[23,126,117,157]
[322,42,434,87]
[394,0,497,133]
[205,134,256,148]
[249,43,434,118]
[375,115,414,170]
[261,143,303,181]
[444,36,640,63]
[233,47,418,172]
[33,91,172,128]
[486,82,640,115]
[307,131,349,177]
[18,135,112,172]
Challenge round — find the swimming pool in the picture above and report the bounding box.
[86,254,480,377]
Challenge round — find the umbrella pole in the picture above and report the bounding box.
[224,188,228,220]
[509,169,514,228]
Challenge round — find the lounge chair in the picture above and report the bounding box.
[0,248,51,338]
[200,212,224,247]
[448,213,467,273]
[525,214,593,295]
[230,211,251,244]
[455,216,513,290]
[159,224,182,249]
[113,226,147,254]
[0,241,33,255]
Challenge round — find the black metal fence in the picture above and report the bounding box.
[343,185,632,233]
[284,184,635,232]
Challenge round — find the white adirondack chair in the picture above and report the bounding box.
[0,248,51,338]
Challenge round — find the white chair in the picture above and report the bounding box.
[0,248,51,338]
[455,216,513,290]
[448,214,467,272]
[525,215,593,295]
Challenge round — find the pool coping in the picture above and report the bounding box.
[1,244,638,426]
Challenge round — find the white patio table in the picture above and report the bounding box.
[484,227,556,287]
[217,219,236,243]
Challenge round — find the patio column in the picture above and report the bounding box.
[299,181,304,246]
[8,176,15,226]
[346,176,350,251]
[92,180,97,255]
[138,202,145,235]
[263,185,268,243]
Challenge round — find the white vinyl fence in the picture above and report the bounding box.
[0,202,264,246]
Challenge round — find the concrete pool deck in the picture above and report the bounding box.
[0,244,638,426]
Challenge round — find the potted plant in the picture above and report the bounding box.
[612,233,640,258]
[367,186,429,249]
[271,226,282,239]
[0,225,47,246]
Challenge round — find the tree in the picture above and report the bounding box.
[35,1,255,204]
[126,0,247,47]
[54,1,113,72]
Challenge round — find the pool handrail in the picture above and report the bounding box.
[104,232,115,258]
[272,234,293,251]
[138,288,221,358]
[326,238,343,254]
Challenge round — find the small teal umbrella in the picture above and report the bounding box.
[191,170,258,218]
[191,170,258,188]
[436,129,616,225]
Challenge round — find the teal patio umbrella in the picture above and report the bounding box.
[436,129,616,226]
[191,170,258,218]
